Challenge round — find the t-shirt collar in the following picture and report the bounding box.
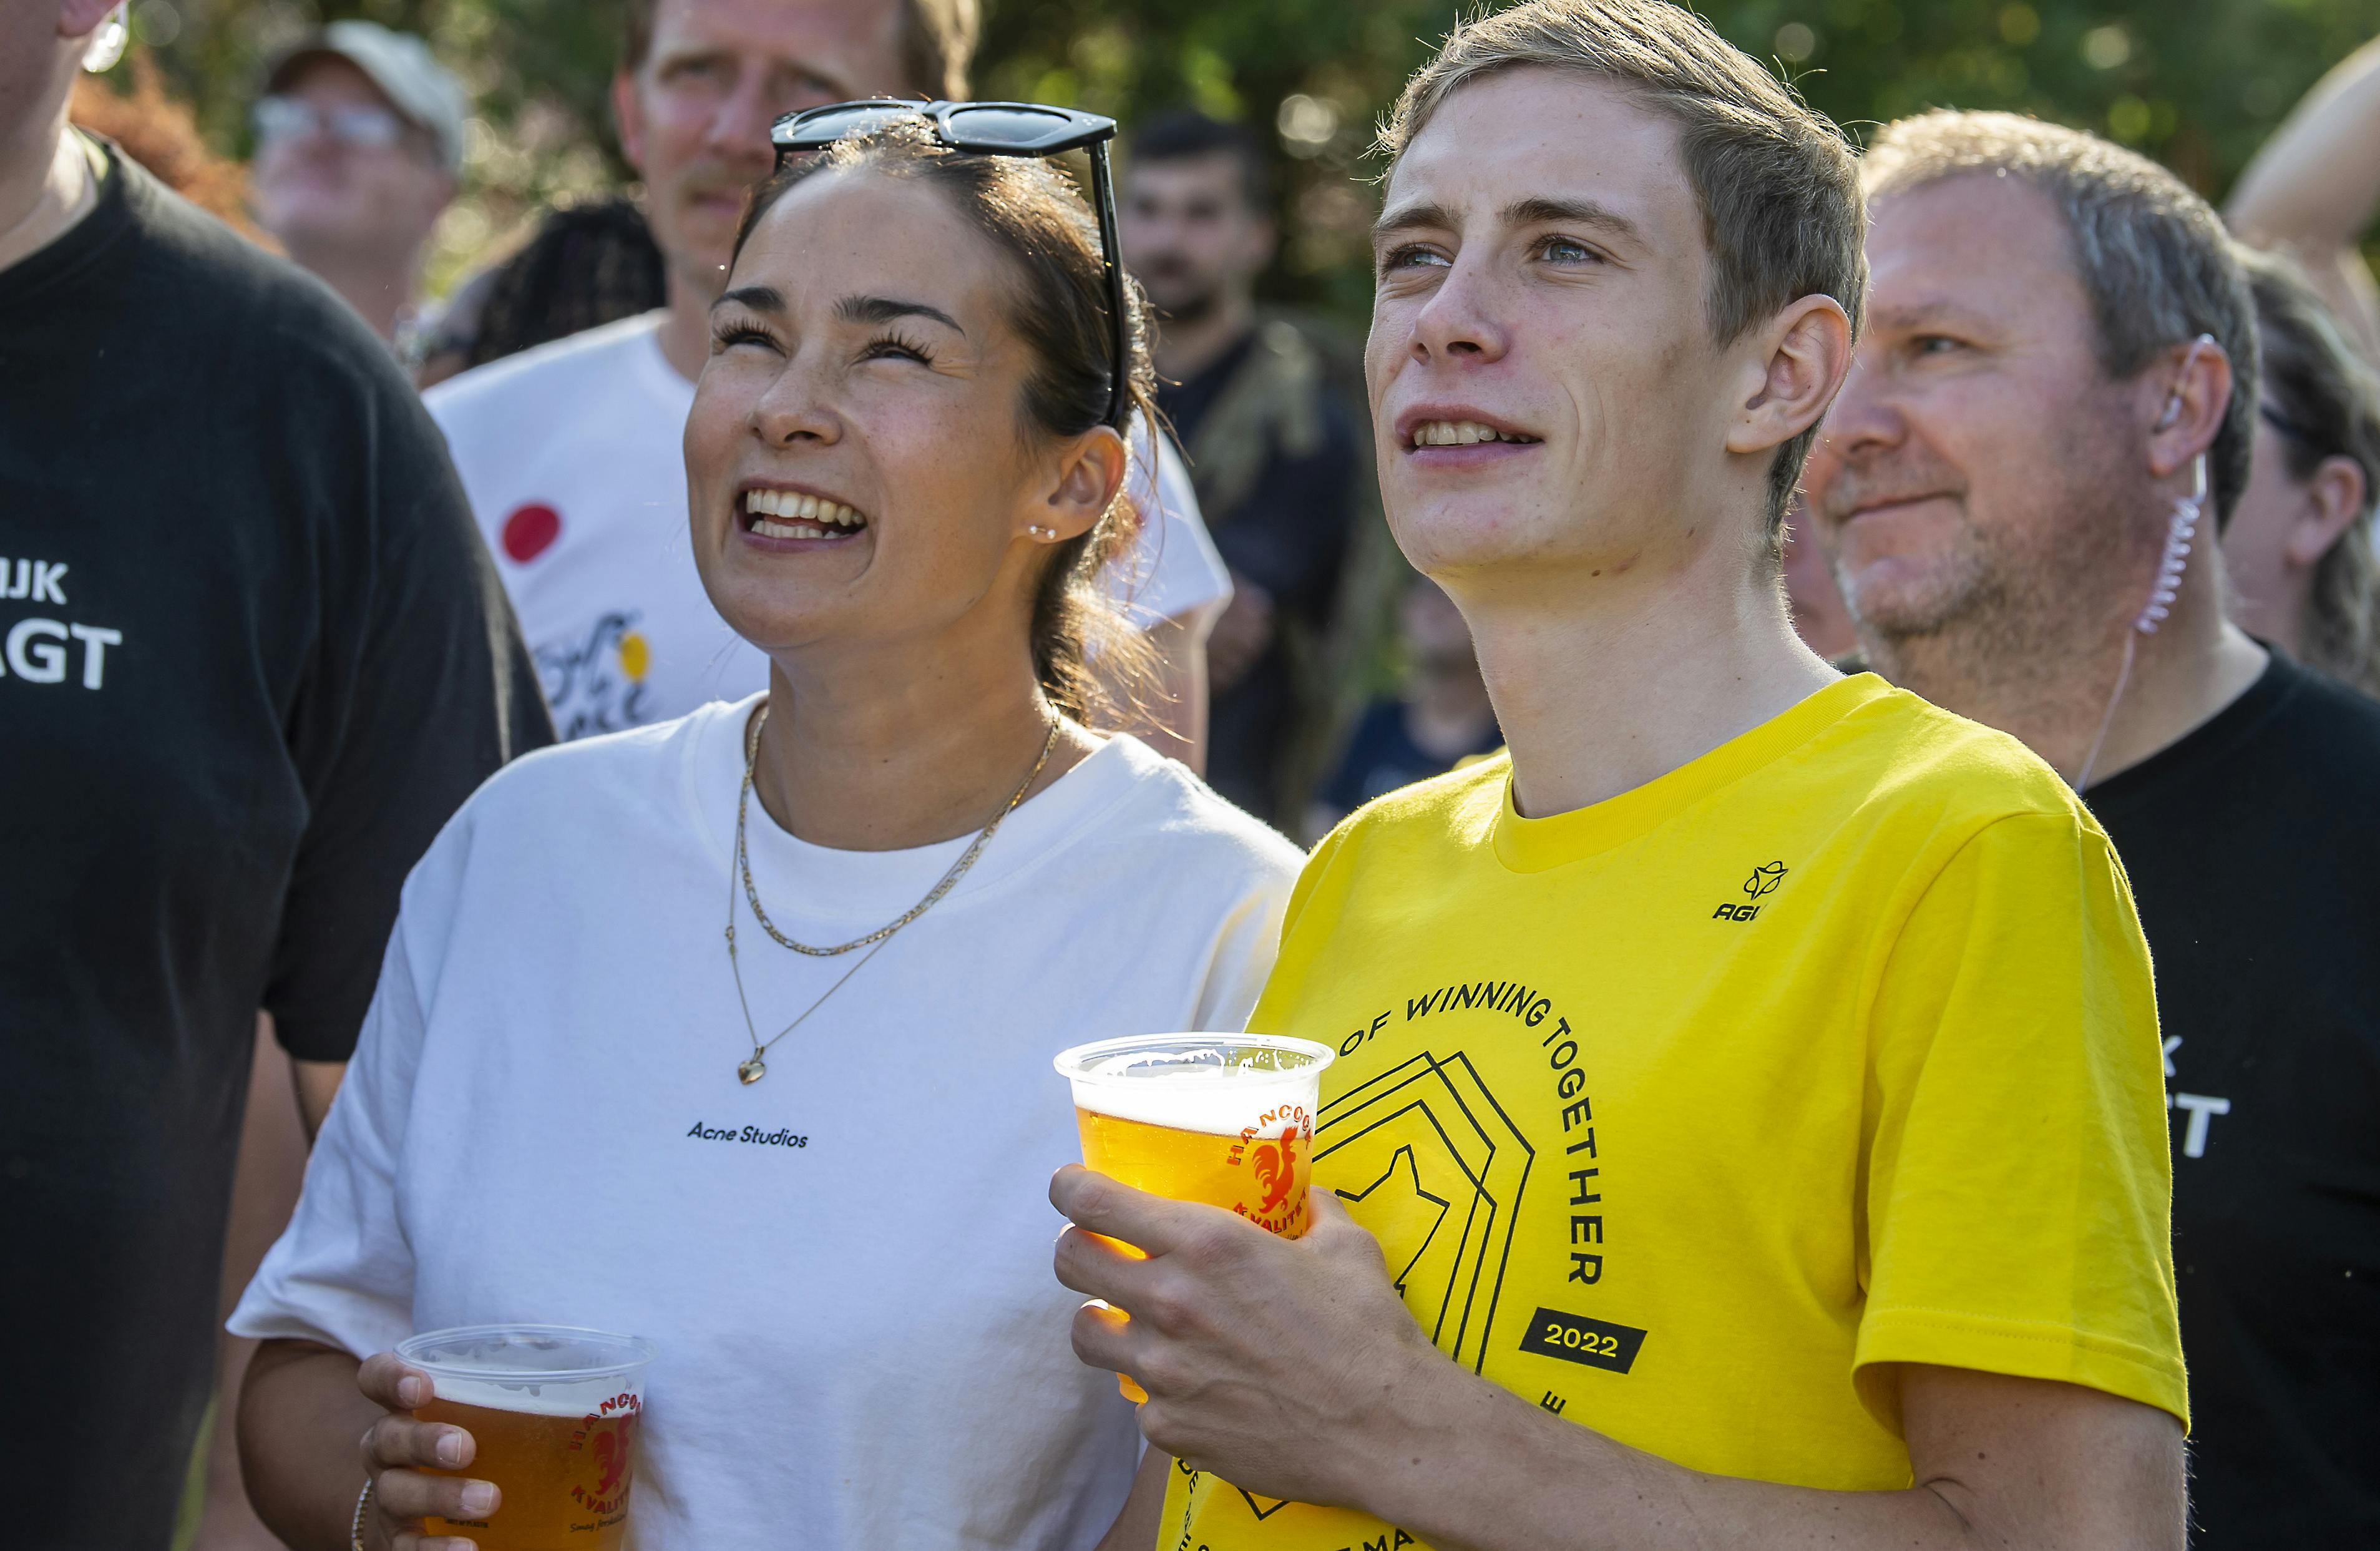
[1490,673,1894,872]
[0,132,134,304]
[2082,643,2293,805]
[681,695,1146,923]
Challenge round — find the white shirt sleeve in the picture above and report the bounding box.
[1098,416,1232,635]
[227,877,441,1359]
[1189,854,1298,1034]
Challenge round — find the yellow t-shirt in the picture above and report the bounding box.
[1164,673,2183,1550]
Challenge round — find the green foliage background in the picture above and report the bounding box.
[109,0,2380,308]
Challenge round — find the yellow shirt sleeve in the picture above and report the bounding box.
[1855,810,2185,1431]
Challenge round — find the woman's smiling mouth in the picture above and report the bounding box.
[743,488,869,542]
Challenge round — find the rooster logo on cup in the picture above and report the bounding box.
[592,1417,634,1497]
[1250,1124,1300,1215]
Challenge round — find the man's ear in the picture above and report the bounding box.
[612,69,648,178]
[2145,338,2231,481]
[1725,294,1855,457]
[2288,453,2370,567]
[60,0,118,39]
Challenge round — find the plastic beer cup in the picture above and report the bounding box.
[1054,1033,1336,1399]
[396,1323,656,1550]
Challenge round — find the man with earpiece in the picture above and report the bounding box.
[1804,111,2380,1549]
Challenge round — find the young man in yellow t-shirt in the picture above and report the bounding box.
[1050,3,2190,1548]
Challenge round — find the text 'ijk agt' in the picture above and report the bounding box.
[1,559,122,689]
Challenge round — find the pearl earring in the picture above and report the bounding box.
[1028,524,1058,539]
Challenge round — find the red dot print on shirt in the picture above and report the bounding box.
[500,503,562,563]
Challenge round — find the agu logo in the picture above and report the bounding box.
[1712,861,1787,922]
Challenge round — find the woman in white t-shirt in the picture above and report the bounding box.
[232,113,1300,1551]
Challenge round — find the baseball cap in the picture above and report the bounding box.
[267,20,467,174]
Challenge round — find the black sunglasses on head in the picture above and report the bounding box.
[771,99,1128,429]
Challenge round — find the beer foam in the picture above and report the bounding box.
[426,1371,638,1419]
[1068,1054,1320,1136]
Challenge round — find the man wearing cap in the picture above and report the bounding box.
[251,20,464,346]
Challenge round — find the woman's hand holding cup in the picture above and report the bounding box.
[353,1352,499,1551]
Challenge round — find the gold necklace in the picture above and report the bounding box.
[724,702,1060,1084]
[737,703,1058,955]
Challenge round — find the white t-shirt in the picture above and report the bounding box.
[230,700,1301,1549]
[426,313,1230,740]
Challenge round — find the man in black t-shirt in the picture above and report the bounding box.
[1803,110,2380,1545]
[1,9,551,1547]
[1122,112,1367,823]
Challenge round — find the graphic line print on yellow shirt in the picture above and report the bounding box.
[1165,673,2186,1551]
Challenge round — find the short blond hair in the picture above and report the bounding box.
[1380,0,1866,535]
[1862,110,2257,527]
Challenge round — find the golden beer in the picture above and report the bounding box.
[417,1393,641,1550]
[1055,1035,1336,1401]
[1074,1107,1315,1238]
[396,1324,655,1551]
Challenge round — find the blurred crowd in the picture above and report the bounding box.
[85,9,2380,845]
[10,1,2380,1547]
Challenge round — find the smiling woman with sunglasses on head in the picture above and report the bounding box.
[227,105,1301,1551]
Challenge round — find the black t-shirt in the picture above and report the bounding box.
[0,142,552,1550]
[2084,652,2380,1547]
